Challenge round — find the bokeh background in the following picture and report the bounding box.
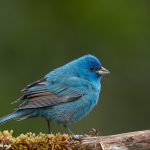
[0,1,149,136]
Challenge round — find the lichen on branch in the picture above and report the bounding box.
[0,130,79,150]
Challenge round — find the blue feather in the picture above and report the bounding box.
[0,54,109,134]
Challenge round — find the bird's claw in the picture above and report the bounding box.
[71,135,84,140]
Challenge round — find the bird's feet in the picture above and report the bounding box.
[71,135,84,140]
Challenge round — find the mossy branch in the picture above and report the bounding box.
[0,130,150,149]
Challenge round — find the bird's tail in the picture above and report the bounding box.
[0,110,33,125]
[0,112,18,124]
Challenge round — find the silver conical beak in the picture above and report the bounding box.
[96,66,110,75]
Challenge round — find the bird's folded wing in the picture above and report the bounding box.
[17,77,88,109]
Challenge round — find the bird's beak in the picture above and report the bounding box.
[96,67,110,75]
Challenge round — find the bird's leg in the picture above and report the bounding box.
[63,125,74,136]
[46,119,52,134]
[63,125,83,140]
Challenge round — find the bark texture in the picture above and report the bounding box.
[78,130,150,150]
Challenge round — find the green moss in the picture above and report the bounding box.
[0,130,80,150]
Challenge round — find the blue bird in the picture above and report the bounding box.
[0,54,109,135]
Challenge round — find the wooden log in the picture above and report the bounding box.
[78,130,150,150]
[0,130,150,149]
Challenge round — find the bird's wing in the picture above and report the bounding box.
[16,77,88,110]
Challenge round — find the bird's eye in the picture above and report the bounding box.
[90,67,95,71]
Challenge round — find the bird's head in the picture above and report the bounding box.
[73,54,110,81]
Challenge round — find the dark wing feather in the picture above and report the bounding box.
[16,77,85,110]
[18,91,78,109]
[13,78,48,104]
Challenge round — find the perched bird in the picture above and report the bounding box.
[0,54,109,135]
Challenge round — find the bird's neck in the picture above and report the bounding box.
[88,75,101,91]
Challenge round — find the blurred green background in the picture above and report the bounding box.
[0,1,149,136]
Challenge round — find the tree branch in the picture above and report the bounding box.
[0,130,150,149]
[79,130,150,150]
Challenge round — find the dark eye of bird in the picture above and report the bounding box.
[90,67,95,71]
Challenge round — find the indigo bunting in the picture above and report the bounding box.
[0,54,109,134]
